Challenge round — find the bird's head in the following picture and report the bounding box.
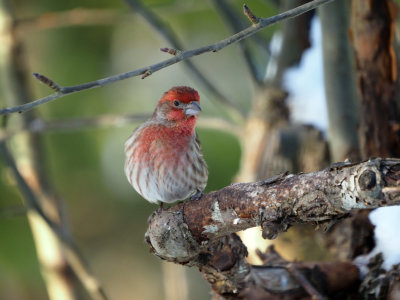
[154,86,201,123]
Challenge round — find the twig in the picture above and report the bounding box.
[0,115,241,142]
[212,1,271,50]
[125,0,244,120]
[0,142,109,300]
[212,0,264,84]
[0,0,333,117]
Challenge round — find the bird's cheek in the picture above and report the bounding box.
[168,109,185,120]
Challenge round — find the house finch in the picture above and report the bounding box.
[124,86,208,204]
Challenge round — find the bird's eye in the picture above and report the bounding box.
[173,100,180,107]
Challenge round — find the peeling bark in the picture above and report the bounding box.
[146,158,400,263]
[146,158,400,298]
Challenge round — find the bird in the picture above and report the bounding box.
[124,86,208,205]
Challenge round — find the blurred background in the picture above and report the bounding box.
[1,0,399,299]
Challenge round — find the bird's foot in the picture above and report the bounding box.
[156,202,164,214]
[190,189,203,201]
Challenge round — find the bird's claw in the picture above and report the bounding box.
[156,202,164,214]
[190,189,203,201]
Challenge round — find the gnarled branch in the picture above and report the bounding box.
[146,158,400,263]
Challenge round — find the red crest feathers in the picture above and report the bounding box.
[159,86,200,104]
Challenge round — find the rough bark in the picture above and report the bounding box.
[350,0,400,159]
[146,158,400,263]
[146,158,399,298]
[319,0,359,162]
[198,235,359,299]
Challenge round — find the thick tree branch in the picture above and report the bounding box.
[0,0,333,116]
[146,158,400,263]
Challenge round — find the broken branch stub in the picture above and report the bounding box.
[146,158,400,263]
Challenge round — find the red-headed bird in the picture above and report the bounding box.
[124,86,208,204]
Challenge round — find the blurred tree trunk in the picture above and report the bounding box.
[0,1,78,299]
[318,0,359,162]
[317,0,367,265]
[350,0,400,159]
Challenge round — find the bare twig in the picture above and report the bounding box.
[0,142,109,300]
[0,0,333,116]
[212,0,264,84]
[0,115,241,142]
[125,0,244,120]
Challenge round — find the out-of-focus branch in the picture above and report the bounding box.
[0,0,333,117]
[0,1,78,299]
[0,142,108,300]
[0,1,108,299]
[212,0,264,85]
[146,158,400,262]
[15,8,121,36]
[0,115,241,142]
[125,0,244,119]
[318,0,359,162]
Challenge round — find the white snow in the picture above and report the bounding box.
[368,207,400,270]
[284,17,328,133]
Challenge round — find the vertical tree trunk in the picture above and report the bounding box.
[319,0,359,162]
[350,0,400,159]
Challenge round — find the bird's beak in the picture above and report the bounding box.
[184,101,202,116]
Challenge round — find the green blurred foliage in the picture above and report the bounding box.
[0,0,276,299]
